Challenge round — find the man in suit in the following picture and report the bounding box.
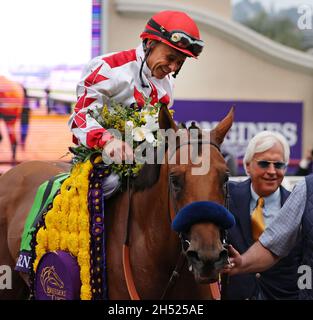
[226,131,302,299]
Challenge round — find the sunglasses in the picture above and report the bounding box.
[254,159,287,170]
[146,19,204,56]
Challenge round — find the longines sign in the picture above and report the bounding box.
[173,100,303,160]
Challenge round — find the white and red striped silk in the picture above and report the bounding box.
[68,44,174,149]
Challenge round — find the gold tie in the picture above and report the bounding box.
[251,197,265,241]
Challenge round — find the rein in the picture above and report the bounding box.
[122,139,230,300]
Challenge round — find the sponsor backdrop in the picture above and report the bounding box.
[173,100,303,175]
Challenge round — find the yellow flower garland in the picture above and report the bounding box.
[33,159,97,300]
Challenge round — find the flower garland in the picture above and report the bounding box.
[70,99,173,178]
[33,159,98,300]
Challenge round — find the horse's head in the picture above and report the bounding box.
[159,106,235,283]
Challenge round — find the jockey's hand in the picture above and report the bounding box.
[102,137,134,164]
[222,245,243,276]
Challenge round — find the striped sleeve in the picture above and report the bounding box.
[259,179,306,257]
[68,57,114,148]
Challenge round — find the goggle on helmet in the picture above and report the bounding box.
[140,11,204,58]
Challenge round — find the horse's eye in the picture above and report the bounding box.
[224,172,230,183]
[170,174,184,192]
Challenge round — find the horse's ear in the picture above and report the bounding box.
[211,106,234,145]
[158,105,178,131]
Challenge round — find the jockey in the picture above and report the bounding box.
[68,10,204,163]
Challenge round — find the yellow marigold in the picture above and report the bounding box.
[77,249,90,267]
[36,228,48,249]
[94,156,102,164]
[35,244,46,259]
[44,209,56,229]
[53,211,63,231]
[33,158,94,299]
[60,180,71,193]
[33,259,39,272]
[60,231,69,251]
[80,284,92,300]
[68,210,78,233]
[67,232,79,256]
[47,228,60,251]
[80,266,90,285]
[79,185,88,196]
[78,231,89,250]
[59,214,68,232]
[79,213,89,232]
[60,196,70,219]
[52,194,62,211]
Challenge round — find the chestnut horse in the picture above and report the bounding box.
[0,106,234,299]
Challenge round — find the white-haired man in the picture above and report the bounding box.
[225,131,302,300]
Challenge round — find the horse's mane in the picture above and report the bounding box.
[132,146,164,192]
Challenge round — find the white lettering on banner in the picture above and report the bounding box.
[191,121,298,157]
[16,255,31,269]
[0,265,12,290]
[298,265,312,290]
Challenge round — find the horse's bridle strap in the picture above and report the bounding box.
[168,139,220,161]
[122,244,140,300]
[122,139,225,300]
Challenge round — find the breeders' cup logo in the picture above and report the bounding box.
[40,266,66,300]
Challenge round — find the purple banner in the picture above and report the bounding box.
[173,100,303,172]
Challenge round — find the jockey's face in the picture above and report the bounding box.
[146,41,186,79]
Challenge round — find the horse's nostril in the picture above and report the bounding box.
[186,250,200,262]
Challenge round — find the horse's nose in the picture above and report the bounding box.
[186,249,201,263]
[186,246,228,269]
[214,247,228,269]
[186,249,216,268]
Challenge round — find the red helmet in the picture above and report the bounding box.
[140,11,204,58]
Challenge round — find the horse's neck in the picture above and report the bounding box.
[105,171,212,299]
[131,178,174,248]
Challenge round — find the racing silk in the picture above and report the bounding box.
[68,43,174,149]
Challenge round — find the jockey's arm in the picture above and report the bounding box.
[69,58,120,149]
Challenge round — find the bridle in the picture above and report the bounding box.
[122,139,230,300]
[165,139,230,299]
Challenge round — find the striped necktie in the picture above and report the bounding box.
[251,197,265,242]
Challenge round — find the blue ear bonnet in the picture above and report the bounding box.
[172,201,235,233]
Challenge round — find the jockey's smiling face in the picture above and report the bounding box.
[146,41,186,79]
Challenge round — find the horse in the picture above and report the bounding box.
[0,76,24,161]
[0,105,234,300]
